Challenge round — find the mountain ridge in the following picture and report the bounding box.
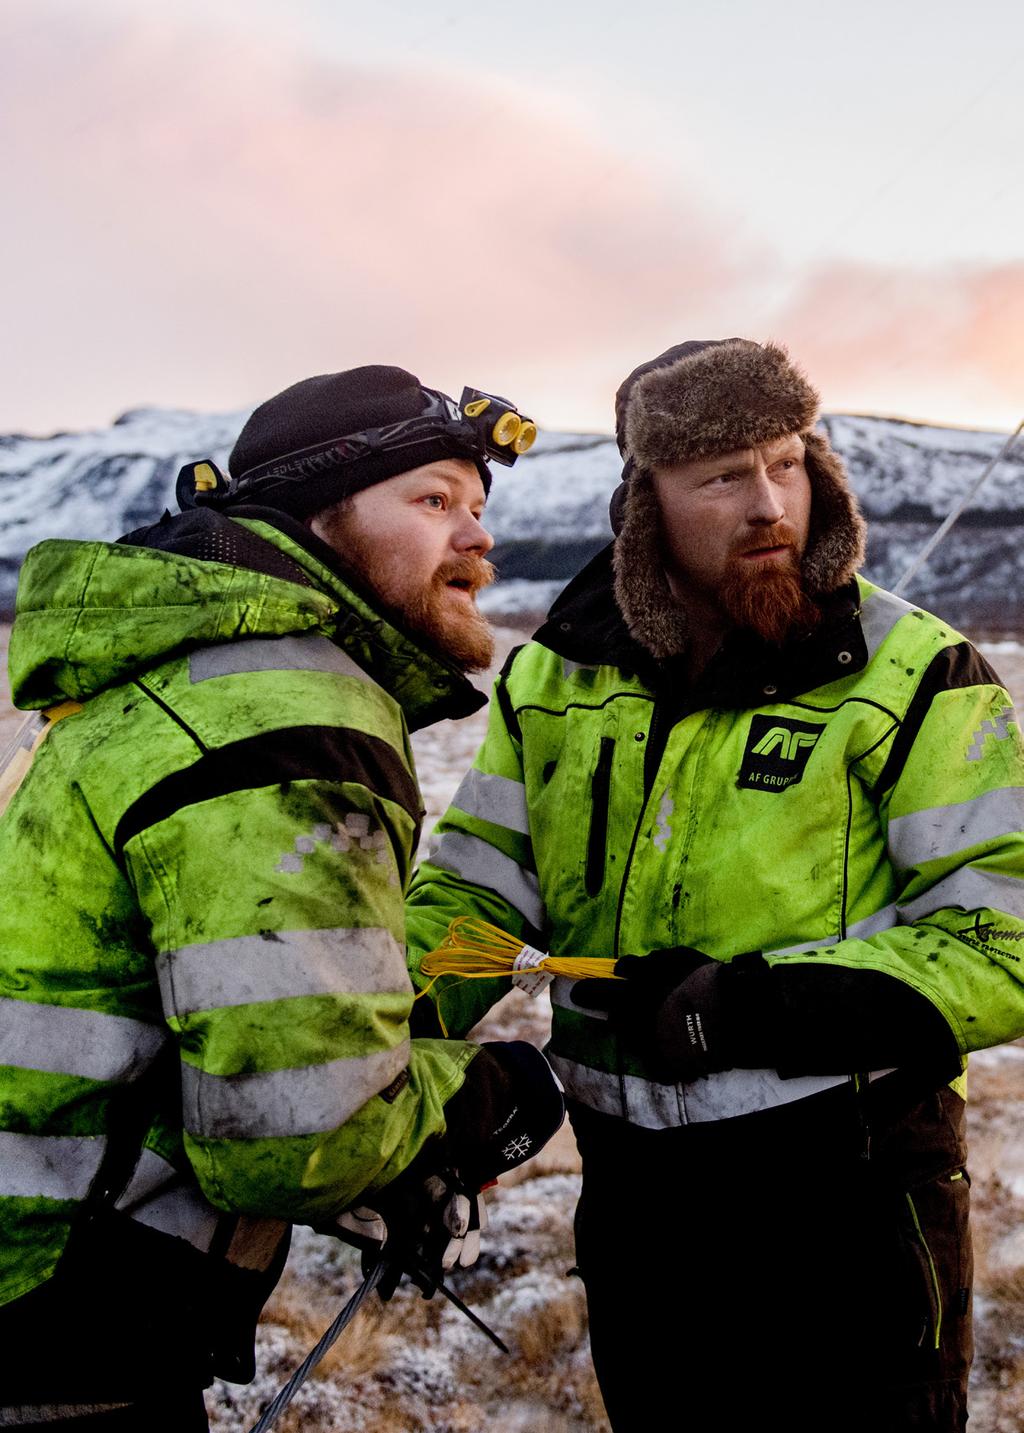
[2,407,1022,628]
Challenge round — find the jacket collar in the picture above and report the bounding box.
[534,542,866,708]
[220,510,488,730]
[13,508,484,729]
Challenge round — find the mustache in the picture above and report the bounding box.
[434,555,496,595]
[732,522,801,559]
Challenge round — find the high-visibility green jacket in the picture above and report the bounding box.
[407,554,1024,1128]
[0,511,481,1310]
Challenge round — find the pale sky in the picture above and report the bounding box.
[2,0,1022,437]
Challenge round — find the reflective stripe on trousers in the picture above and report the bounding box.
[547,1052,894,1129]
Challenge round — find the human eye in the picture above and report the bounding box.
[421,493,447,510]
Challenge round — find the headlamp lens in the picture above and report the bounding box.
[459,386,535,467]
[512,421,537,455]
[492,411,522,447]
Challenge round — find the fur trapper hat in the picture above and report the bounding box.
[611,338,867,658]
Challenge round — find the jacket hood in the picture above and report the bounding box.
[9,513,484,729]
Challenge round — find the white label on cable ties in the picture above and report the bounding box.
[511,943,553,998]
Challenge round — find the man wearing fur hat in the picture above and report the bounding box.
[0,367,563,1429]
[406,339,1024,1430]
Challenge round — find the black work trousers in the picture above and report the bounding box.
[0,1211,287,1431]
[571,1082,973,1433]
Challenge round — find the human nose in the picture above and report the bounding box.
[746,466,785,526]
[453,508,494,555]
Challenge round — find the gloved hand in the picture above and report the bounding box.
[572,947,762,1085]
[336,1040,564,1299]
[336,1172,487,1300]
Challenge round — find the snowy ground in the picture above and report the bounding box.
[3,624,1024,1429]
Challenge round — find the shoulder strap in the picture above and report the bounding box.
[0,701,83,821]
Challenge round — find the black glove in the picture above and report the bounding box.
[336,1168,485,1301]
[336,1041,565,1298]
[573,947,772,1085]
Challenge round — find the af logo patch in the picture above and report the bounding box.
[738,715,826,792]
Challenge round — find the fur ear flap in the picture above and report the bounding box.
[612,471,690,658]
[801,430,866,595]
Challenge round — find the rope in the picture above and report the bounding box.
[416,917,619,1034]
[248,1260,387,1433]
[420,916,618,982]
[894,419,1024,597]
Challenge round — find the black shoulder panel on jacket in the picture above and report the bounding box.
[495,650,525,744]
[115,724,422,857]
[872,641,1003,798]
[118,507,314,588]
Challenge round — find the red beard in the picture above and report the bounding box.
[718,524,821,646]
[327,505,497,672]
[399,554,496,672]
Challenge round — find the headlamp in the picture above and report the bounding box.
[176,383,536,513]
[460,388,538,462]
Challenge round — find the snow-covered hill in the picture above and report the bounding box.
[2,407,1022,628]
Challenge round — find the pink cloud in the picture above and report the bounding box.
[770,262,1024,427]
[1,6,1020,437]
[0,6,746,433]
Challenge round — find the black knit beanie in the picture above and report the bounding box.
[226,365,490,518]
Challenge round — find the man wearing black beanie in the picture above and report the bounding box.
[0,366,562,1429]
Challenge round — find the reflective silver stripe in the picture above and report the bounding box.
[114,1146,180,1208]
[548,1055,891,1129]
[0,1131,106,1200]
[888,788,1024,870]
[766,937,835,958]
[158,927,410,1018]
[562,659,599,679]
[860,587,917,661]
[0,998,166,1082]
[0,1402,133,1423]
[428,831,546,930]
[766,903,901,957]
[130,1186,220,1251]
[449,769,531,835]
[189,634,371,685]
[114,1147,221,1251]
[181,1039,411,1139]
[900,866,1024,922]
[849,903,901,938]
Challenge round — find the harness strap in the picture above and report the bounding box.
[0,702,83,820]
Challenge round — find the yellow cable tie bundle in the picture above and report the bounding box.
[416,917,620,1034]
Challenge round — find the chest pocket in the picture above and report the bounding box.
[522,701,650,945]
[585,736,616,896]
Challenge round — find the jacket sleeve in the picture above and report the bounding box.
[761,643,1024,1073]
[124,724,478,1224]
[406,664,545,1039]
